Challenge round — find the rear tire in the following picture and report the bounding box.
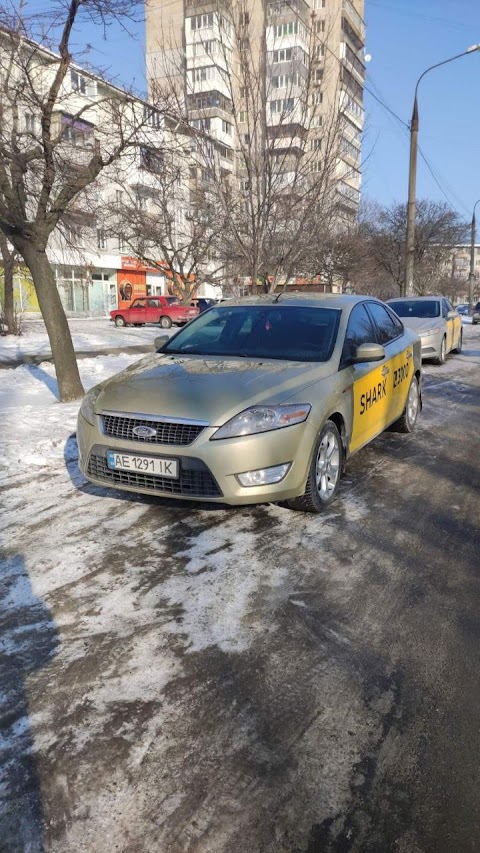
[288,420,343,513]
[391,375,420,434]
[159,315,172,328]
[452,328,463,354]
[114,315,126,327]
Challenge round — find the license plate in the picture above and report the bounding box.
[107,451,178,478]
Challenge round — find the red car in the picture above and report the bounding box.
[110,296,199,328]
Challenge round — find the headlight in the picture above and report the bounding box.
[79,385,103,425]
[211,404,311,440]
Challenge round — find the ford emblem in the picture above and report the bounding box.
[132,425,157,439]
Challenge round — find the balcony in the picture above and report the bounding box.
[342,0,365,40]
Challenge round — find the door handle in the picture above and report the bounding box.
[381,366,390,377]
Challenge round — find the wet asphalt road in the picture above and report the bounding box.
[1,325,479,853]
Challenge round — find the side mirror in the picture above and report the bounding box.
[154,334,170,350]
[446,310,457,320]
[353,342,386,363]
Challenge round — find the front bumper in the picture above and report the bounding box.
[419,331,443,360]
[77,411,316,505]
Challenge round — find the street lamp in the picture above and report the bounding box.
[404,44,480,297]
[467,199,480,312]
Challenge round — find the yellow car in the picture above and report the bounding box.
[77,295,422,512]
[387,296,463,364]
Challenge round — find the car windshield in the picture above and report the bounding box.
[163,304,341,361]
[389,300,440,319]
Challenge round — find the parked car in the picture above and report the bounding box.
[455,303,469,316]
[190,297,217,313]
[78,294,422,513]
[110,296,198,328]
[472,302,480,325]
[387,296,462,364]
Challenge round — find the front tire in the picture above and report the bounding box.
[159,315,172,329]
[392,375,420,434]
[288,420,343,513]
[114,315,126,327]
[434,336,446,365]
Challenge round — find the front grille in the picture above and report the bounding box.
[101,414,205,446]
[87,453,222,498]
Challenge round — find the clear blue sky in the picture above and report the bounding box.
[63,0,480,219]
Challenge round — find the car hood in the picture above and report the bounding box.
[94,353,335,425]
[400,317,443,333]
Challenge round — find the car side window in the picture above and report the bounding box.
[148,299,159,307]
[441,300,449,318]
[367,302,402,345]
[444,299,454,314]
[131,299,146,308]
[341,304,377,364]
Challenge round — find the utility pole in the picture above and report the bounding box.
[468,200,480,313]
[404,46,480,298]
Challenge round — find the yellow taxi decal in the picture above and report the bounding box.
[350,349,411,453]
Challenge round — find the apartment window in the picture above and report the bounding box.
[144,106,161,128]
[242,132,250,144]
[97,228,107,249]
[312,138,322,151]
[239,11,250,25]
[310,160,323,172]
[70,69,97,97]
[239,110,247,123]
[275,21,299,38]
[315,44,325,59]
[118,236,127,252]
[137,192,149,209]
[115,189,123,205]
[239,37,250,50]
[190,12,214,29]
[190,65,217,83]
[315,19,325,32]
[313,91,323,104]
[312,115,323,127]
[272,72,299,89]
[25,113,36,133]
[61,114,94,148]
[192,117,211,131]
[269,98,295,114]
[140,145,164,172]
[315,69,324,83]
[272,47,292,63]
[221,120,232,135]
[313,0,326,7]
[240,87,246,98]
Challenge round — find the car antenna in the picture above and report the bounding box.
[273,290,282,303]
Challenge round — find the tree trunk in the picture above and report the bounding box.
[3,256,15,333]
[20,243,84,401]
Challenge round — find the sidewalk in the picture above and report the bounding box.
[0,317,167,368]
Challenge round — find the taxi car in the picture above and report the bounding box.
[387,296,462,364]
[77,295,422,512]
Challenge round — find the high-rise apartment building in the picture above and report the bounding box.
[146,0,365,220]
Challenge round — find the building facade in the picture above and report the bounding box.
[146,0,365,224]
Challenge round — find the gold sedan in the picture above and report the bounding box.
[77,295,422,512]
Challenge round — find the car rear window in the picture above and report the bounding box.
[388,300,440,318]
[163,305,341,362]
[166,297,180,305]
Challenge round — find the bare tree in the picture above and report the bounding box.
[0,0,168,400]
[149,0,358,293]
[105,128,228,303]
[0,232,19,333]
[358,199,467,296]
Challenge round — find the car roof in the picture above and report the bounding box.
[214,293,380,310]
[387,296,443,302]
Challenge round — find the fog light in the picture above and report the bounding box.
[236,463,290,487]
